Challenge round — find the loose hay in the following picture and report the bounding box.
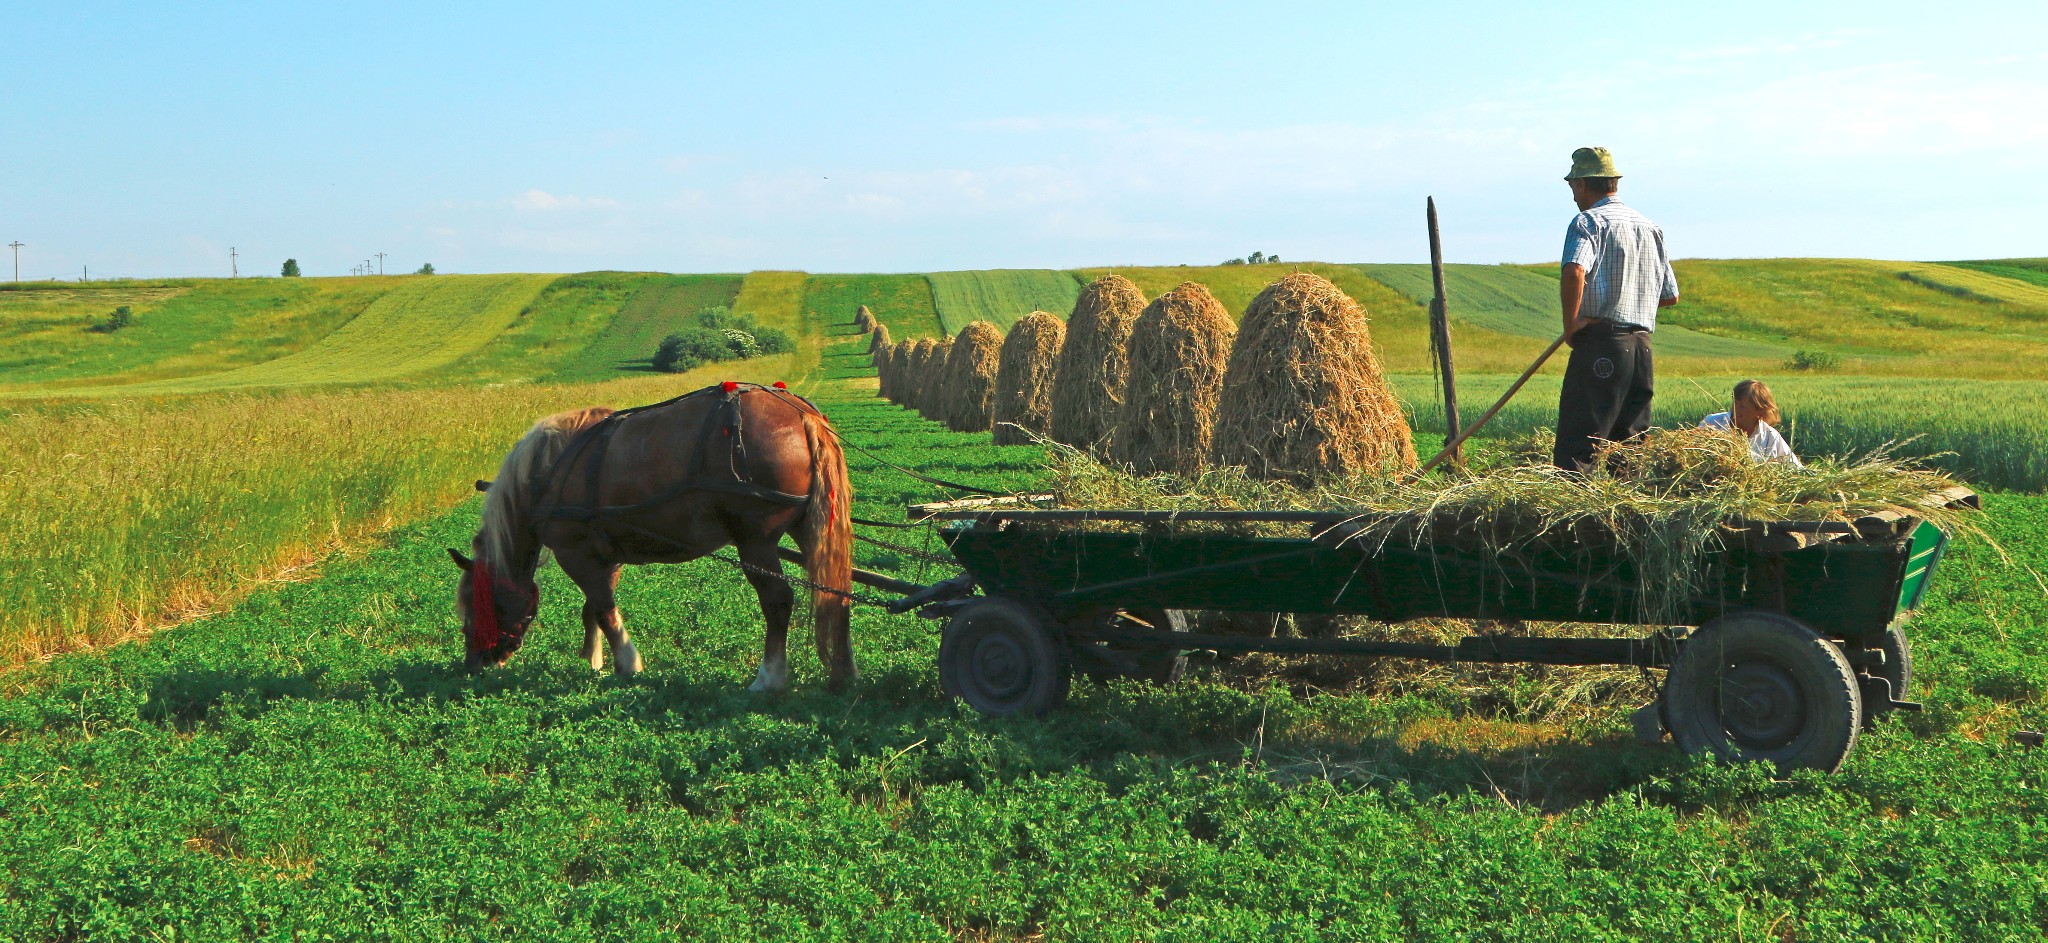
[1048,426,1985,628]
[1212,273,1416,483]
[854,305,876,332]
[1049,274,1146,453]
[918,337,954,419]
[940,321,1003,433]
[1111,282,1236,477]
[993,311,1066,445]
[868,321,892,357]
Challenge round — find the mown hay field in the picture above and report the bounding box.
[927,269,1082,333]
[70,274,558,394]
[803,273,942,345]
[541,274,742,383]
[3,315,2045,939]
[0,277,399,391]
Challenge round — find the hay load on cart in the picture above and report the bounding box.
[894,429,1981,773]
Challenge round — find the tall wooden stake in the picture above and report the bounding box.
[1426,197,1462,466]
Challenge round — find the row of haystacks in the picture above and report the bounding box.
[864,272,1416,484]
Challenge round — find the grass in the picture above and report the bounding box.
[801,273,942,343]
[0,359,801,666]
[926,269,1082,333]
[542,274,742,383]
[1940,258,2048,290]
[70,274,560,394]
[1356,262,1787,358]
[0,277,397,392]
[1,326,2044,938]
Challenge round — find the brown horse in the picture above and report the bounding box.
[447,383,856,692]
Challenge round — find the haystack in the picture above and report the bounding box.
[854,305,876,332]
[872,340,895,399]
[1212,273,1415,483]
[901,338,936,409]
[1049,275,1146,452]
[992,311,1065,445]
[917,337,954,419]
[940,321,1003,433]
[1111,283,1237,477]
[868,321,892,357]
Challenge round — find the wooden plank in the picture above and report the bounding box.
[1427,197,1464,466]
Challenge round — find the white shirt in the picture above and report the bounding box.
[1701,412,1803,466]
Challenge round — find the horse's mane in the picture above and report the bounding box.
[478,406,614,569]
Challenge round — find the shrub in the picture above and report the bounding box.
[649,307,795,372]
[415,263,435,275]
[1787,350,1842,371]
[87,306,133,334]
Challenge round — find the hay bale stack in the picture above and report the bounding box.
[917,337,954,419]
[1049,275,1146,452]
[887,338,916,404]
[868,321,892,356]
[900,338,936,408]
[854,305,876,332]
[940,321,1003,432]
[1111,283,1237,477]
[992,311,1066,445]
[872,340,895,400]
[1211,273,1416,483]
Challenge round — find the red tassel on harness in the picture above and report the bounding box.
[721,380,739,393]
[772,381,787,390]
[470,561,501,654]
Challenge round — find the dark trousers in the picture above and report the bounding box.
[1553,322,1654,471]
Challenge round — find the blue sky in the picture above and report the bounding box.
[4,1,2043,278]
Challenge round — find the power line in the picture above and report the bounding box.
[230,247,239,279]
[7,241,21,283]
[374,252,387,276]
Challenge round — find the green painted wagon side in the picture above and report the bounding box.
[944,519,1950,640]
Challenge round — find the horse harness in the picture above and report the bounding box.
[529,382,816,548]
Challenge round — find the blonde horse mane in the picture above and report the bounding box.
[478,406,614,569]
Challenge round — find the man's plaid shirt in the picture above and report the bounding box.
[1562,197,1678,330]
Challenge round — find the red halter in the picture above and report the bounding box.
[469,561,502,654]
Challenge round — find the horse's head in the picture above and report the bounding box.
[448,544,539,670]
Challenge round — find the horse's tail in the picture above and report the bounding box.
[797,404,856,689]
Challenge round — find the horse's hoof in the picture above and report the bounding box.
[613,642,642,677]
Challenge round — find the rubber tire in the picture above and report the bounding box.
[1665,611,1862,773]
[938,598,1069,717]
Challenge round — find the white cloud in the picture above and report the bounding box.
[510,189,621,211]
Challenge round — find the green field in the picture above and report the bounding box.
[1943,257,2048,289]
[3,261,2048,939]
[802,273,943,342]
[927,269,1082,333]
[1357,262,1788,358]
[68,274,558,394]
[0,277,398,391]
[543,274,742,383]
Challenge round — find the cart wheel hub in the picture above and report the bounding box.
[1716,662,1807,749]
[972,635,1029,698]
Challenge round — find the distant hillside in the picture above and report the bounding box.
[927,270,1081,334]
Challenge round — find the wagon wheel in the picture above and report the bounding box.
[1121,609,1190,685]
[1665,612,1862,773]
[939,598,1070,717]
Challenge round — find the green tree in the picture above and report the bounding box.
[280,258,301,277]
[88,306,132,334]
[415,263,435,275]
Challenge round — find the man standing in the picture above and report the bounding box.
[1552,146,1680,471]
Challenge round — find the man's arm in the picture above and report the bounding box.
[1561,263,1590,344]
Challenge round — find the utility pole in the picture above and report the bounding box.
[230,247,239,278]
[7,241,21,283]
[374,252,387,275]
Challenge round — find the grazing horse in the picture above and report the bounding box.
[447,383,856,692]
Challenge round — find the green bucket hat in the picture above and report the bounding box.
[1564,146,1621,180]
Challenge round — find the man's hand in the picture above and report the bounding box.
[1560,263,1589,346]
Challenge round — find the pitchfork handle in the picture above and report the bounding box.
[1407,332,1569,481]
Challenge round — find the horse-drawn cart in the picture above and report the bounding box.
[866,487,1977,773]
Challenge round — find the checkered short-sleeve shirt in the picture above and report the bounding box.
[1562,197,1679,330]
